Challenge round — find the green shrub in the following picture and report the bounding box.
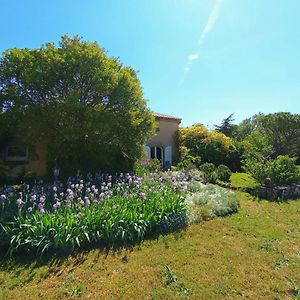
[215,165,232,182]
[199,163,217,183]
[149,158,162,172]
[134,162,150,177]
[268,155,300,185]
[177,155,201,171]
[22,171,38,183]
[186,169,204,182]
[243,154,299,185]
[230,173,260,190]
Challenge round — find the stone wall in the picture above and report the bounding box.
[257,183,300,201]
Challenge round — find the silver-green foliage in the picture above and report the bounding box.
[185,183,239,223]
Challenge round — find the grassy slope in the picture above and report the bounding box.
[0,193,299,300]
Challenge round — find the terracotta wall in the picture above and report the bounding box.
[3,142,48,178]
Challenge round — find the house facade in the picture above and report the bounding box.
[0,112,181,178]
[145,112,181,169]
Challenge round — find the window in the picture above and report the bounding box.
[5,145,29,162]
[156,127,160,132]
[150,146,163,162]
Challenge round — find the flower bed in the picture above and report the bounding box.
[0,171,240,256]
[0,173,186,255]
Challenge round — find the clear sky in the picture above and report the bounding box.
[1,0,299,127]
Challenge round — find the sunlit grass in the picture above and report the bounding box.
[0,192,299,299]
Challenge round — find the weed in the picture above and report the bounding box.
[165,265,190,296]
[286,277,300,298]
[260,238,276,252]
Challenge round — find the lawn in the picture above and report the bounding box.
[0,192,299,299]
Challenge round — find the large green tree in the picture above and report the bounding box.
[258,112,300,158]
[0,35,155,175]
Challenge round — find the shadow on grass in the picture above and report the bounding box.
[0,226,188,283]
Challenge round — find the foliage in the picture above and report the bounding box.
[177,146,201,171]
[259,112,300,159]
[0,173,186,255]
[215,164,232,183]
[22,171,38,184]
[178,124,240,170]
[242,131,272,183]
[185,183,239,223]
[198,163,232,183]
[230,173,259,190]
[233,114,262,141]
[0,35,155,176]
[133,162,150,177]
[243,154,300,185]
[134,158,161,176]
[268,155,300,185]
[149,158,162,172]
[214,113,236,137]
[186,169,204,182]
[177,155,200,171]
[199,163,217,183]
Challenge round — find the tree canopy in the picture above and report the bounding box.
[178,124,240,170]
[214,113,236,138]
[0,35,155,175]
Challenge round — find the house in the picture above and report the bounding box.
[0,112,181,178]
[145,112,181,169]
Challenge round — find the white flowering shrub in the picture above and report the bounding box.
[185,183,239,224]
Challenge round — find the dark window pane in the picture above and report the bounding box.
[156,147,162,160]
[150,147,155,159]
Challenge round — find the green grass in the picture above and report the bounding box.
[0,192,299,299]
[230,172,259,190]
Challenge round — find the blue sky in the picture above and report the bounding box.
[1,0,299,127]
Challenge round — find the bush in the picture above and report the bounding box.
[199,163,217,183]
[177,155,201,171]
[149,158,162,172]
[186,169,204,182]
[185,184,239,223]
[268,155,300,185]
[243,154,299,185]
[134,162,150,177]
[22,171,38,183]
[215,165,232,182]
[230,173,259,190]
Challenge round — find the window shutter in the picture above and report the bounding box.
[144,146,151,159]
[164,146,172,167]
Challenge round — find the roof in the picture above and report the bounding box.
[152,112,182,122]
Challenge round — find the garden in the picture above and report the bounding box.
[0,36,299,298]
[0,170,239,256]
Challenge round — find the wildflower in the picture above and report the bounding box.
[53,201,61,210]
[53,186,58,192]
[16,198,23,206]
[27,207,33,213]
[40,196,46,203]
[84,197,90,206]
[0,194,6,201]
[139,192,146,200]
